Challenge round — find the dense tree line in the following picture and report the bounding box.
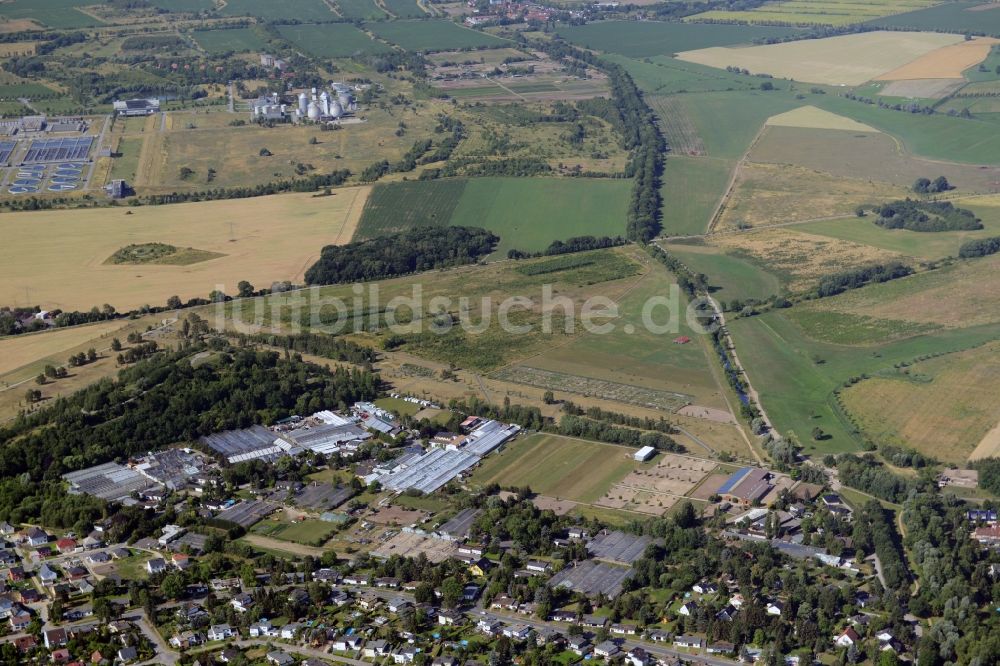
[971,458,1000,495]
[836,454,922,504]
[304,226,498,285]
[815,262,913,298]
[558,414,683,452]
[958,235,1000,258]
[853,500,910,593]
[229,331,378,365]
[141,169,351,205]
[874,199,981,232]
[507,235,626,259]
[878,443,933,468]
[561,401,678,434]
[532,38,664,242]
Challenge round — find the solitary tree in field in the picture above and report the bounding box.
[237,281,254,298]
[179,166,194,180]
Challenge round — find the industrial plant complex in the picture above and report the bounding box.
[249,83,359,123]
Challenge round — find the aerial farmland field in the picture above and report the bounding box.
[868,0,1000,34]
[838,341,1000,463]
[276,23,391,57]
[220,0,335,21]
[383,0,428,18]
[193,28,268,54]
[470,433,642,503]
[335,0,387,19]
[366,19,508,51]
[355,177,633,256]
[690,0,940,27]
[0,189,369,312]
[677,31,964,86]
[749,124,1000,188]
[0,0,103,28]
[556,21,804,58]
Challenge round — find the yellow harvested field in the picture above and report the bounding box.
[877,37,999,80]
[765,106,878,132]
[677,31,964,86]
[0,188,369,312]
[841,341,1000,464]
[0,321,128,377]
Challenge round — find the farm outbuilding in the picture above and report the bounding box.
[633,445,656,462]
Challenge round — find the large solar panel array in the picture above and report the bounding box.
[22,136,93,163]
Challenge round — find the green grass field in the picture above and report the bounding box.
[810,95,1000,165]
[336,0,387,19]
[0,0,103,28]
[383,0,428,18]
[524,257,730,410]
[0,82,58,98]
[554,21,803,58]
[193,28,268,54]
[609,55,759,96]
[867,1,1000,34]
[795,207,1000,260]
[277,23,391,57]
[253,518,338,545]
[110,137,142,182]
[664,242,783,303]
[660,156,733,236]
[693,0,938,27]
[470,433,638,503]
[676,91,801,160]
[220,0,334,20]
[366,20,508,52]
[355,177,632,257]
[374,396,422,417]
[729,310,1000,454]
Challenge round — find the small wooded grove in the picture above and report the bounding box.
[873,199,982,232]
[304,226,499,285]
[958,235,1000,258]
[815,261,913,298]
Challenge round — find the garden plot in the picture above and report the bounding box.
[492,365,693,412]
[596,453,715,516]
[372,531,458,563]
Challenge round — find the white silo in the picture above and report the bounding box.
[306,100,320,121]
[319,91,330,116]
[328,100,343,119]
[297,92,308,115]
[337,91,352,110]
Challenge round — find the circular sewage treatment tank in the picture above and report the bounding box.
[48,183,77,192]
[13,178,40,187]
[57,163,83,169]
[50,177,78,185]
[9,185,38,194]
